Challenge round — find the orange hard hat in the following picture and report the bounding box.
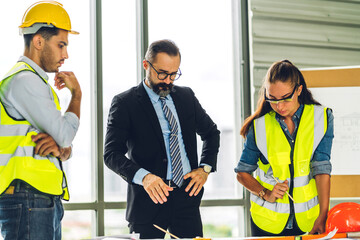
[326,202,360,233]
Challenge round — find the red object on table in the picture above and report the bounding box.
[326,202,360,233]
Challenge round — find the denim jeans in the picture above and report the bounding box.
[0,181,64,240]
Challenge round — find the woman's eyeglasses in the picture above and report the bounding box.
[264,85,298,104]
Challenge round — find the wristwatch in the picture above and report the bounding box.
[258,188,267,201]
[201,165,212,174]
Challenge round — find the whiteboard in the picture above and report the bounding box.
[310,87,360,175]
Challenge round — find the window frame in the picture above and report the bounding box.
[63,0,251,237]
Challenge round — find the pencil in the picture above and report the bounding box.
[271,175,296,203]
[153,224,180,239]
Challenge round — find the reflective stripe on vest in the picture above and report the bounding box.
[252,104,327,234]
[0,62,69,200]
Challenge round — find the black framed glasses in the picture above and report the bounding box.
[264,85,298,104]
[147,60,182,81]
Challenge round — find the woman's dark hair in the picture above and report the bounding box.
[24,27,60,48]
[145,39,181,63]
[240,59,321,137]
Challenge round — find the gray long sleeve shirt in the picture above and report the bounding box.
[0,56,79,148]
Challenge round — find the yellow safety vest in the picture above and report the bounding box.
[251,104,327,234]
[0,61,69,200]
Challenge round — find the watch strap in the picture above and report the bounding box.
[258,188,267,201]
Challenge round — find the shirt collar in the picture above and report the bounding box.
[18,56,49,81]
[293,104,304,119]
[275,104,304,122]
[143,79,161,103]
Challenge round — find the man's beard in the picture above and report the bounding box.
[149,79,174,97]
[40,43,57,73]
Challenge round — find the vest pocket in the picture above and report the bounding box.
[296,159,310,176]
[268,152,290,178]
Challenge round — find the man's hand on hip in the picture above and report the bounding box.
[184,168,209,197]
[143,173,173,204]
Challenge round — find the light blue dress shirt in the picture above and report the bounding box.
[0,56,79,148]
[132,81,192,185]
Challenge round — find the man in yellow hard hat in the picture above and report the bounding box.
[0,1,81,239]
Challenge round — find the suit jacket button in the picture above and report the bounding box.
[163,158,167,163]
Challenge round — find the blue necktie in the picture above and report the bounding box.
[160,97,183,187]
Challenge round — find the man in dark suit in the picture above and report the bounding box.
[104,39,220,239]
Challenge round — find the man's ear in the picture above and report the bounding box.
[32,34,45,50]
[143,59,148,70]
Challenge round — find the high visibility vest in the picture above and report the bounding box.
[0,61,69,200]
[251,104,327,234]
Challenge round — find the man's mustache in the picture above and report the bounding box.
[157,82,173,89]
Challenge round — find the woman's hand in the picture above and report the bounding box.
[265,180,289,203]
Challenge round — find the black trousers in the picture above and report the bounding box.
[129,182,204,239]
[251,217,305,236]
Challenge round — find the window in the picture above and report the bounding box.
[102,0,137,202]
[62,210,93,240]
[148,0,237,200]
[201,206,244,237]
[0,1,247,238]
[104,209,128,236]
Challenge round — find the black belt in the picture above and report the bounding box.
[12,179,31,188]
[164,180,180,188]
[164,178,190,188]
[5,180,58,199]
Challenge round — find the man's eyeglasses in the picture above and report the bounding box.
[147,60,182,81]
[264,85,298,104]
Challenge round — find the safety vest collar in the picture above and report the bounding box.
[2,57,49,82]
[1,61,61,111]
[311,105,327,159]
[3,62,30,80]
[254,105,326,171]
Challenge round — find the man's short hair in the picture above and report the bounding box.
[24,27,60,48]
[145,39,181,63]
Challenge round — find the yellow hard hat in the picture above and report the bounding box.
[19,1,79,34]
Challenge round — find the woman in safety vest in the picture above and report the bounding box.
[235,60,333,236]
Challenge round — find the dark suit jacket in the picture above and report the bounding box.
[104,82,220,224]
